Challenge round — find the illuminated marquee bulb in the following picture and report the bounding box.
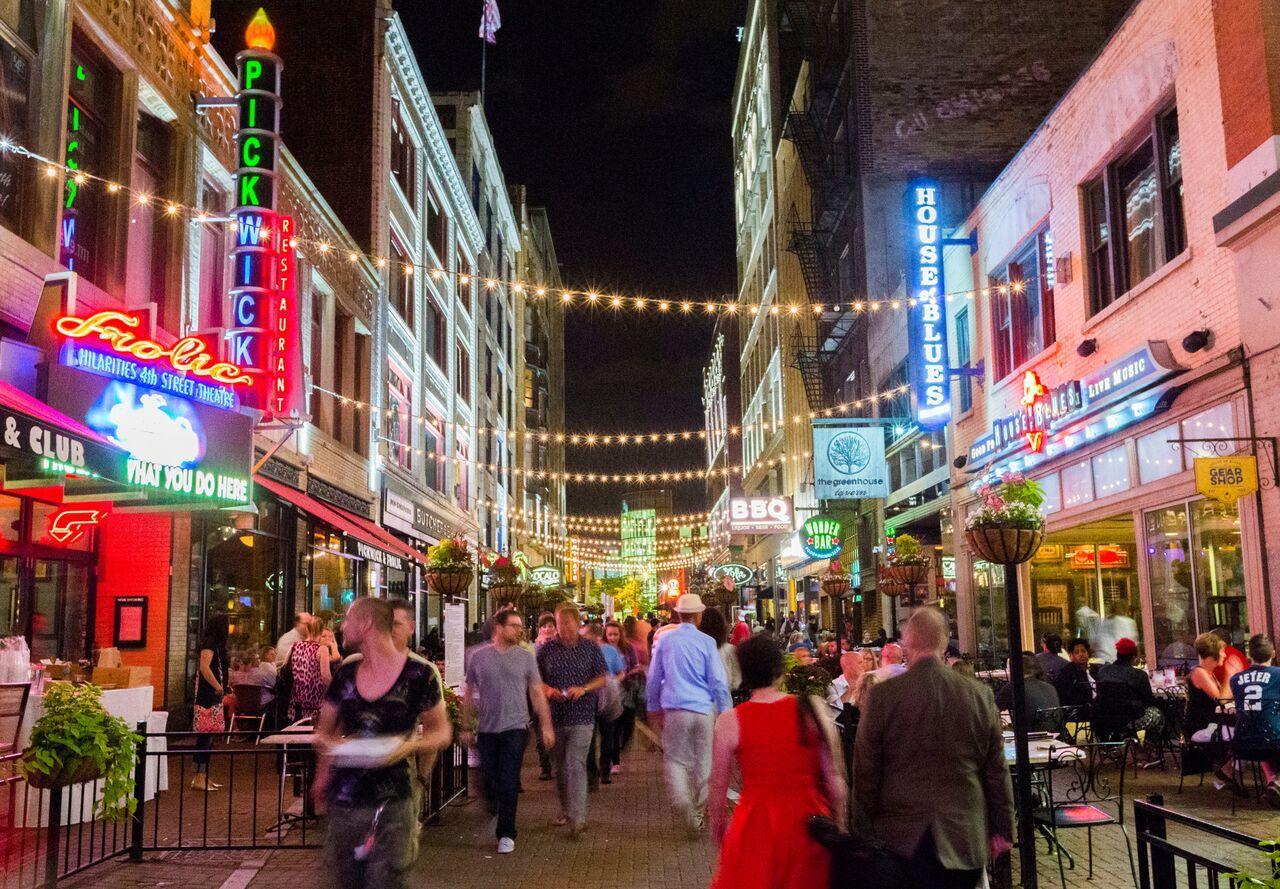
[245,8,276,52]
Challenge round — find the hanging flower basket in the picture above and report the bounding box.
[965,473,1047,564]
[23,756,101,789]
[487,583,522,607]
[821,577,851,599]
[965,523,1044,565]
[427,567,473,597]
[882,563,929,587]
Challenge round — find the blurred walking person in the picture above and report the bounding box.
[646,593,731,838]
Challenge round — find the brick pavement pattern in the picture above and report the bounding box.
[46,747,1280,889]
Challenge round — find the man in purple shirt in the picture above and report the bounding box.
[536,603,608,838]
[646,593,731,838]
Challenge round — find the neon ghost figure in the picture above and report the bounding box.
[106,392,202,466]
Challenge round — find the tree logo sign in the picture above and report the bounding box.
[827,431,872,476]
[812,420,888,500]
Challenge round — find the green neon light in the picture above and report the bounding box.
[246,97,257,128]
[75,65,86,81]
[239,175,261,206]
[40,457,98,479]
[800,515,843,560]
[241,135,261,167]
[244,58,262,90]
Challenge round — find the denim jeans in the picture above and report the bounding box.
[476,728,528,840]
[551,723,594,828]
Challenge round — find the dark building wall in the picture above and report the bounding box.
[212,0,380,251]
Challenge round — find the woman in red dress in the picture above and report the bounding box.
[709,635,847,889]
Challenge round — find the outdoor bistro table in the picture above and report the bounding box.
[260,722,318,835]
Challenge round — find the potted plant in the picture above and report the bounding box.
[782,658,832,698]
[820,560,852,599]
[21,682,141,820]
[882,533,930,587]
[965,472,1046,565]
[427,536,475,597]
[483,552,522,606]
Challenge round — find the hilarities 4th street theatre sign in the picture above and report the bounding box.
[906,179,951,430]
[228,10,305,421]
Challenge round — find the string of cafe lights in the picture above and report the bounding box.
[311,382,914,449]
[375,435,813,484]
[0,141,1027,321]
[471,498,712,531]
[569,549,712,572]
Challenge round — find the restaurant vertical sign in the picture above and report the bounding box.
[906,178,951,430]
[229,9,304,421]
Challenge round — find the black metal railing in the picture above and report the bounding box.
[2,725,470,888]
[1134,793,1275,888]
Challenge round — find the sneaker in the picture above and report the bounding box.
[497,837,515,854]
[1266,782,1280,810]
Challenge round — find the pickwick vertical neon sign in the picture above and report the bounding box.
[229,9,281,415]
[906,178,951,430]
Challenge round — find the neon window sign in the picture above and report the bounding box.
[47,508,104,544]
[906,179,951,430]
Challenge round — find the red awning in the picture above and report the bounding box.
[254,475,425,569]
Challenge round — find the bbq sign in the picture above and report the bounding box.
[228,10,302,420]
[906,179,951,430]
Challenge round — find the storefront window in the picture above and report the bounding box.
[309,525,356,627]
[1181,403,1236,457]
[201,511,284,666]
[1030,515,1141,662]
[1137,423,1181,484]
[1038,472,1061,516]
[1092,445,1131,499]
[1145,499,1248,667]
[973,560,1008,668]
[1062,459,1093,509]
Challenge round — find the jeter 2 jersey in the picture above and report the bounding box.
[1230,664,1280,749]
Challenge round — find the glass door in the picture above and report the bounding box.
[973,559,1009,668]
[29,559,91,663]
[0,556,19,638]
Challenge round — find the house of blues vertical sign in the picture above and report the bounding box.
[229,10,304,420]
[905,179,951,430]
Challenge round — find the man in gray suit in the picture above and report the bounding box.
[854,608,1013,888]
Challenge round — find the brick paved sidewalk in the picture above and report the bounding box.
[49,745,1280,889]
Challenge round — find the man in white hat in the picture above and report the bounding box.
[646,592,732,838]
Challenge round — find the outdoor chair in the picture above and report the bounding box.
[1032,739,1138,889]
[0,682,30,780]
[1034,705,1090,745]
[1177,703,1232,794]
[228,684,271,741]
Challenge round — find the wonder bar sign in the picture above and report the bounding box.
[228,10,304,420]
[906,179,950,430]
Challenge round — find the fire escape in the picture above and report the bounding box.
[780,0,858,413]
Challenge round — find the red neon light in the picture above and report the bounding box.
[55,311,252,386]
[47,508,104,544]
[1021,370,1047,407]
[267,216,304,419]
[1025,431,1045,453]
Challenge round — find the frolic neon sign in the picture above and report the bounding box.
[906,178,951,430]
[55,311,252,386]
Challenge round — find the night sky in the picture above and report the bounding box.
[397,1,746,513]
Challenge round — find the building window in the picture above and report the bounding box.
[424,411,444,492]
[455,441,470,510]
[955,306,972,413]
[427,191,447,260]
[484,345,493,397]
[456,343,470,402]
[390,104,416,207]
[1083,105,1186,315]
[389,234,413,326]
[63,40,119,287]
[471,163,480,212]
[0,7,35,235]
[198,181,229,328]
[387,362,413,470]
[126,112,174,313]
[435,102,456,129]
[424,296,446,369]
[989,228,1055,380]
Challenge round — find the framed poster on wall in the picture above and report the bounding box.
[113,597,148,649]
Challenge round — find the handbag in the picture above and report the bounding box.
[192,654,226,734]
[598,673,624,721]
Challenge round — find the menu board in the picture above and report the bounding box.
[113,597,148,648]
[443,602,466,689]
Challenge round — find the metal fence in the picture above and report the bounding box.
[1134,793,1274,888]
[1,725,470,889]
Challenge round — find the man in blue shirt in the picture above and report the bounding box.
[1230,633,1280,804]
[646,592,731,837]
